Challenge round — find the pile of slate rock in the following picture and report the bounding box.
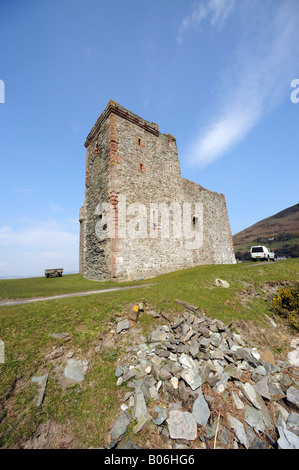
[107,309,299,449]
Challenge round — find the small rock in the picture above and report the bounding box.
[287,412,299,436]
[150,326,169,342]
[108,412,131,446]
[219,427,233,447]
[31,373,48,407]
[223,363,242,380]
[170,377,179,389]
[134,387,147,420]
[181,369,202,391]
[64,359,88,382]
[167,410,197,441]
[168,352,177,362]
[245,405,265,433]
[251,348,260,360]
[50,333,71,341]
[45,347,64,361]
[288,349,299,368]
[192,390,210,427]
[231,391,244,410]
[277,415,299,449]
[253,376,271,401]
[116,377,123,386]
[269,381,285,401]
[213,373,229,394]
[116,319,130,334]
[179,353,197,370]
[133,414,152,433]
[153,406,167,425]
[115,366,123,378]
[239,382,262,410]
[227,415,249,449]
[214,279,230,288]
[210,333,221,347]
[286,386,299,411]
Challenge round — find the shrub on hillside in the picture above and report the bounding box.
[271,283,299,330]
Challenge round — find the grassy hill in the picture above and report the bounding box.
[233,203,299,260]
[0,260,299,448]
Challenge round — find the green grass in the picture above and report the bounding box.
[0,259,299,448]
[0,273,151,300]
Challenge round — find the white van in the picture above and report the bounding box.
[250,245,276,261]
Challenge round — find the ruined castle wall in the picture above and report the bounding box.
[80,102,236,281]
[109,110,235,281]
[79,205,85,274]
[108,111,183,280]
[181,179,236,266]
[82,118,111,280]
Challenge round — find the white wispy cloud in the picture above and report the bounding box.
[182,0,299,168]
[177,0,235,44]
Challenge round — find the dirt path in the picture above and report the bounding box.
[0,283,156,307]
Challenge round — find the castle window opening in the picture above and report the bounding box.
[138,163,146,173]
[193,216,198,226]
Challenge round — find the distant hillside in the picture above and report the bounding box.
[233,203,299,260]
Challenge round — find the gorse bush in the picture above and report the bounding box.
[271,283,299,330]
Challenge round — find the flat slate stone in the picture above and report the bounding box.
[277,420,299,449]
[286,386,299,410]
[239,382,262,409]
[167,410,197,441]
[181,369,202,391]
[245,405,265,433]
[117,319,130,334]
[253,376,271,400]
[287,412,299,436]
[64,359,88,382]
[192,390,210,427]
[134,387,147,420]
[223,363,242,380]
[288,349,299,367]
[109,412,131,443]
[227,415,249,449]
[31,373,49,407]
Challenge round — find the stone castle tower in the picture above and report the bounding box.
[79,100,236,281]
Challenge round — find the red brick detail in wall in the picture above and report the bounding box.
[138,163,147,173]
[108,114,122,163]
[108,115,120,279]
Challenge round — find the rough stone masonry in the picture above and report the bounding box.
[79,100,236,281]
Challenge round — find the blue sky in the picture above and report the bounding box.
[0,0,298,278]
